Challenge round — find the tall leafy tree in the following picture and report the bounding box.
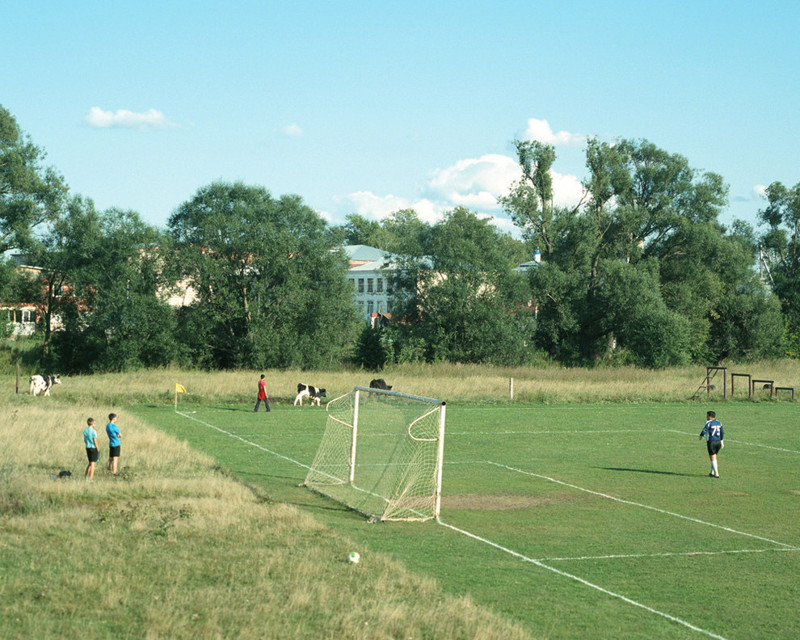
[48,205,179,372]
[504,136,777,365]
[392,207,534,364]
[169,182,360,369]
[757,180,800,355]
[0,105,68,254]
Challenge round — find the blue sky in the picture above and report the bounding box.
[4,1,799,235]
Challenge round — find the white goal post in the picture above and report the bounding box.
[303,386,446,521]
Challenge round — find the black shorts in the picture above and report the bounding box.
[86,448,99,462]
[707,440,722,456]
[109,445,121,458]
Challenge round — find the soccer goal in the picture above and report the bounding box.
[303,386,446,521]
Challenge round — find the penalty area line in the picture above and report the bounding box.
[436,517,731,640]
[538,546,800,562]
[489,461,796,549]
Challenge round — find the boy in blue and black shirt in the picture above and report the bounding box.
[699,410,725,478]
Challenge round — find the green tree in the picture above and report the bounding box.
[0,105,68,253]
[169,182,360,369]
[48,205,179,372]
[340,209,431,256]
[392,207,535,364]
[353,325,387,370]
[505,136,777,365]
[757,180,800,355]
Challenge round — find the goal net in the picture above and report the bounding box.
[304,387,446,521]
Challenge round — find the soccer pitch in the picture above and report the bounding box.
[131,401,800,639]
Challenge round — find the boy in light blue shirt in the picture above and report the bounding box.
[105,413,122,477]
[83,417,99,481]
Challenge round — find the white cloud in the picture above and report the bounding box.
[551,170,586,207]
[753,184,767,199]
[427,154,520,210]
[345,191,441,224]
[342,152,585,229]
[428,153,585,210]
[86,107,177,130]
[524,118,584,147]
[281,123,303,137]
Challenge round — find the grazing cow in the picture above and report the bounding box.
[369,378,392,391]
[29,374,61,396]
[294,383,327,406]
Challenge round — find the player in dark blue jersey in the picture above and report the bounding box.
[699,410,725,478]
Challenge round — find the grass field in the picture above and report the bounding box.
[131,399,800,640]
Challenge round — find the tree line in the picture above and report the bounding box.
[2,104,798,372]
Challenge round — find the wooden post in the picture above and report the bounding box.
[509,378,514,401]
[16,361,20,394]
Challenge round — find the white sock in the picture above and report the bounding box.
[711,460,718,476]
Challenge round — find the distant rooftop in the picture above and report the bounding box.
[343,245,391,262]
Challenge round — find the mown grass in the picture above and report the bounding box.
[0,400,535,639]
[131,400,800,640]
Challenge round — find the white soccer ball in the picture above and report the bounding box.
[347,551,360,564]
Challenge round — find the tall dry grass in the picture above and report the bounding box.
[16,360,799,406]
[0,399,537,639]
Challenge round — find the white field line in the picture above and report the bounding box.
[666,429,800,455]
[538,546,800,562]
[175,410,312,472]
[448,428,654,436]
[210,428,669,439]
[436,517,731,640]
[176,410,416,510]
[488,461,796,549]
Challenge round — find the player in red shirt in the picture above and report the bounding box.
[254,374,271,412]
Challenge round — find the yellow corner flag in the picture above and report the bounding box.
[174,383,187,410]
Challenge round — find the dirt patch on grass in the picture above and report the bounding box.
[442,493,581,511]
[720,491,748,497]
[791,490,800,495]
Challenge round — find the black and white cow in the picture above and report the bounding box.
[294,383,327,406]
[369,378,392,390]
[29,374,61,396]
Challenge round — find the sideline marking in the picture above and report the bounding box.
[436,517,730,640]
[667,429,800,455]
[488,461,796,549]
[176,410,312,471]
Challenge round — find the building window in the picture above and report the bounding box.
[367,278,374,293]
[367,300,374,314]
[377,300,383,313]
[377,277,383,293]
[358,278,364,293]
